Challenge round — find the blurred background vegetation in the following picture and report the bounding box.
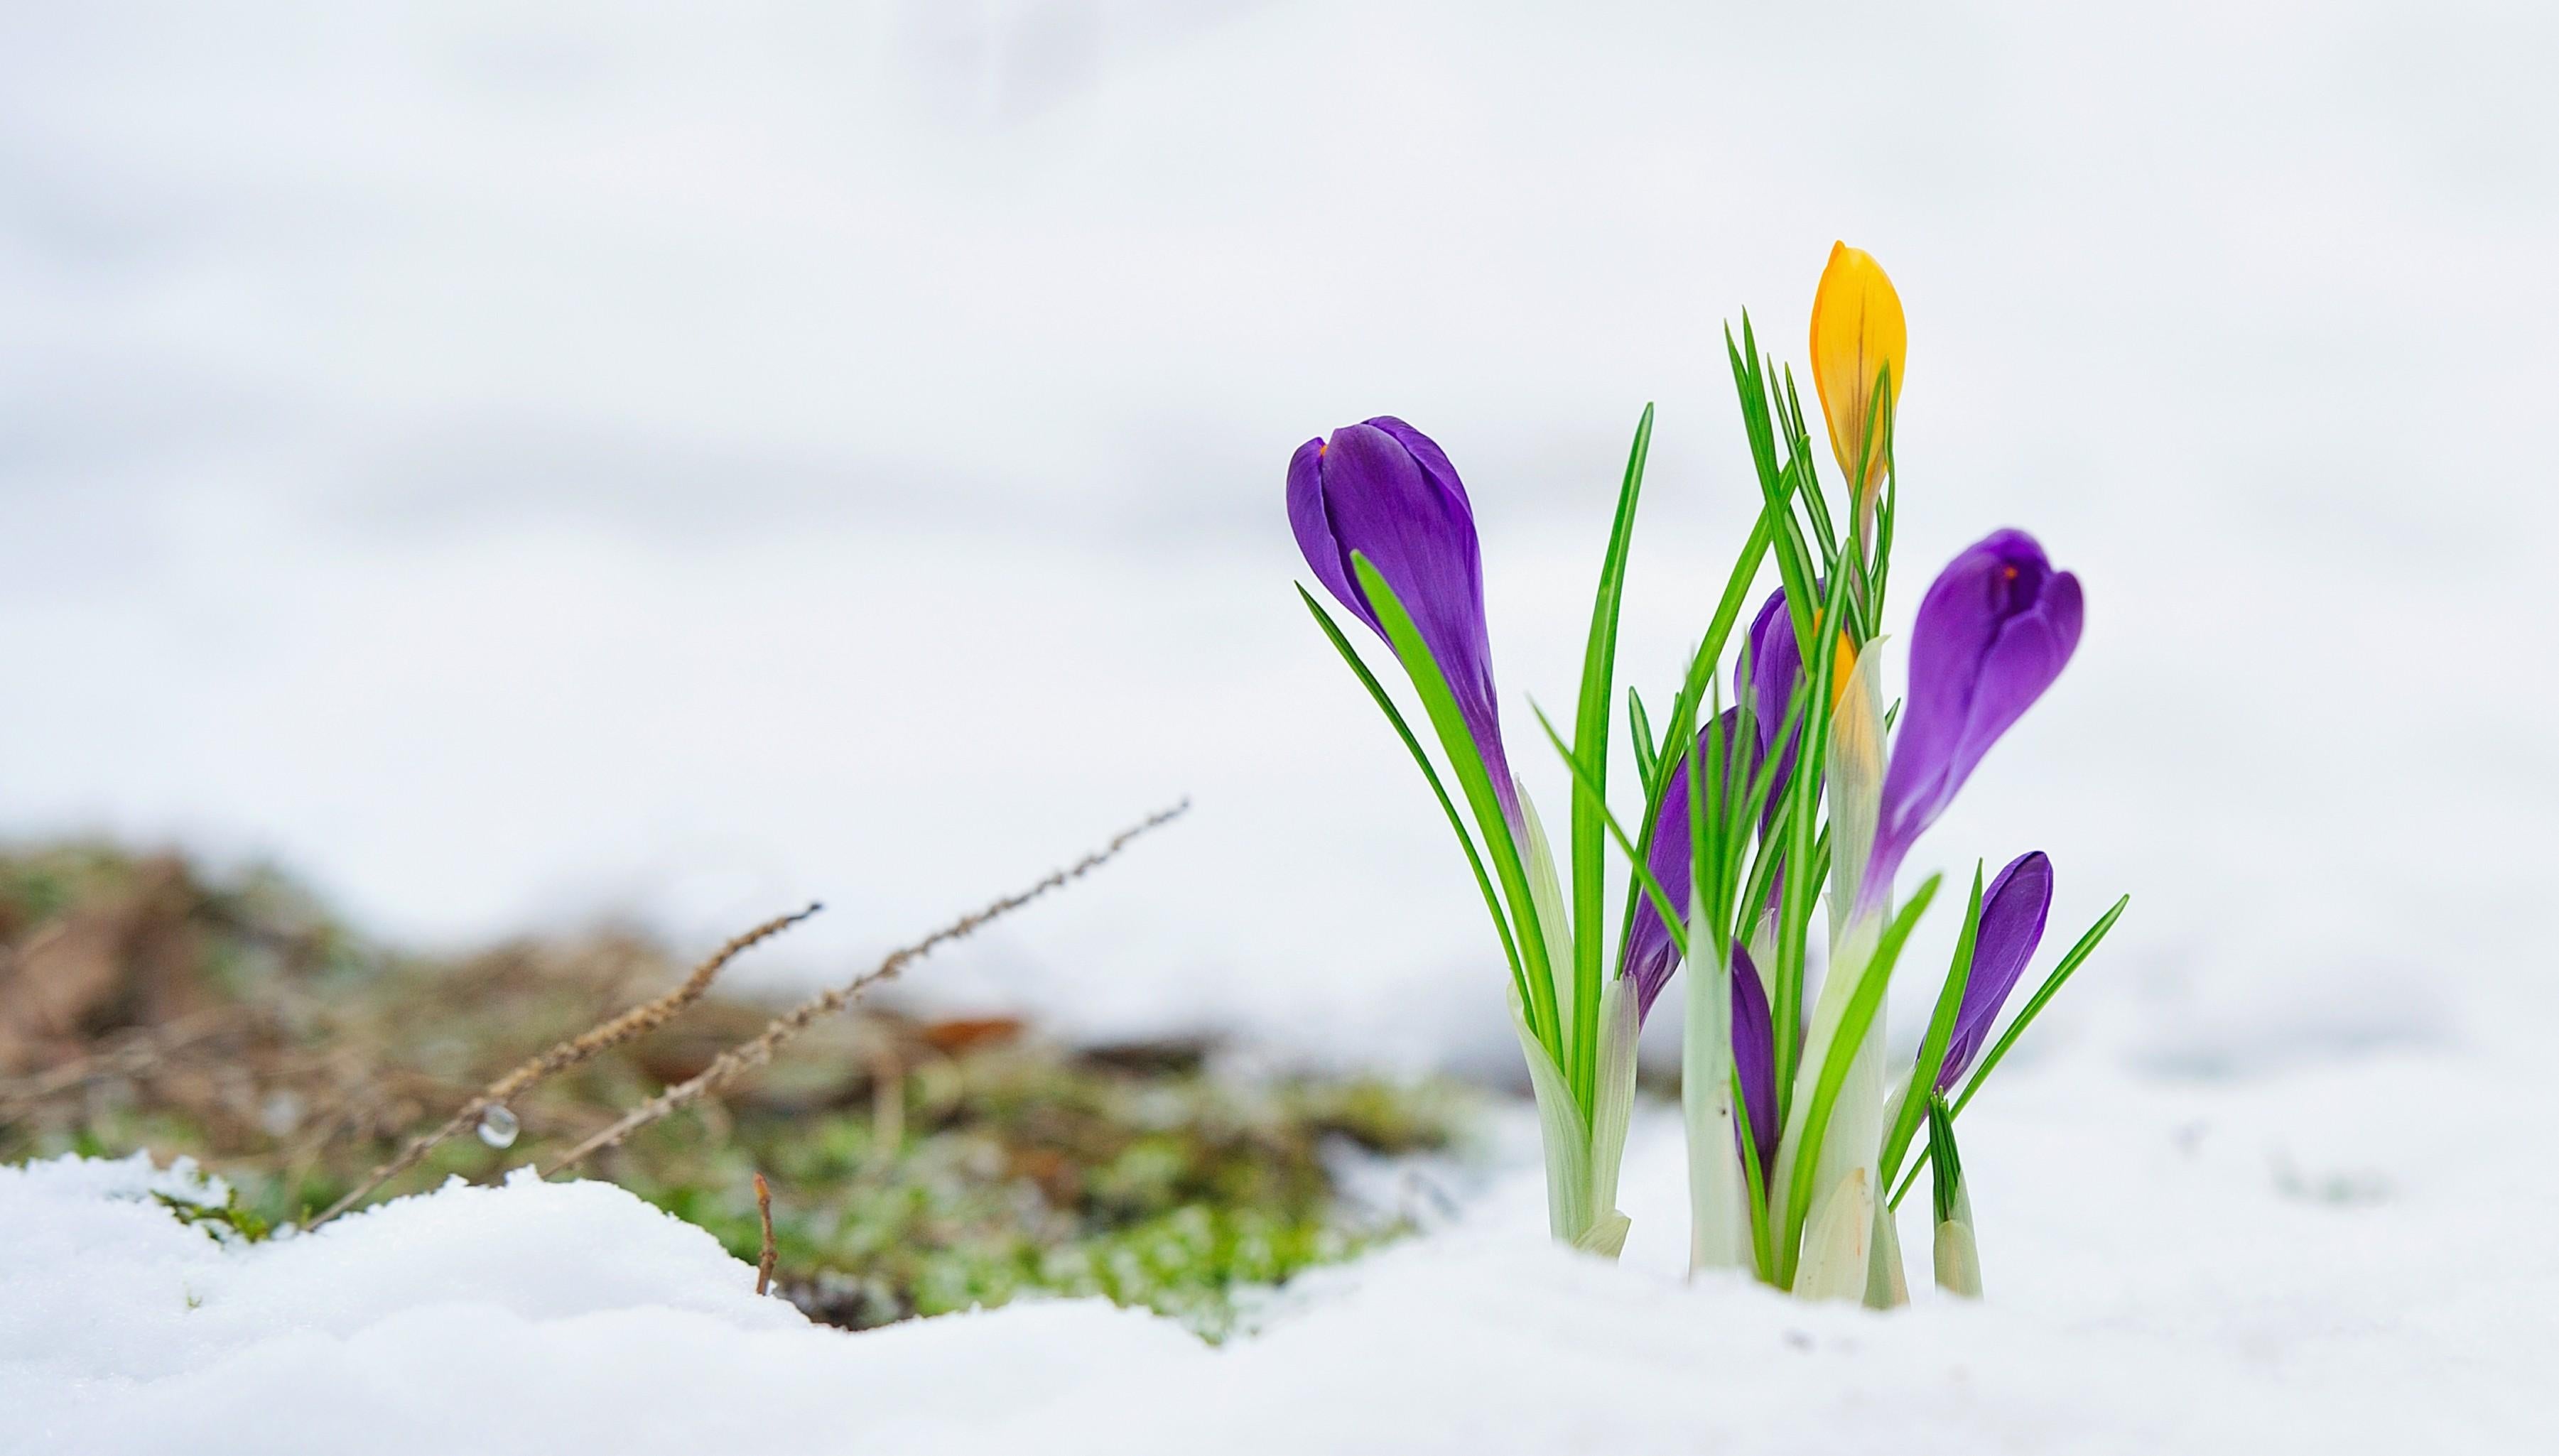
[0,844,1470,1337]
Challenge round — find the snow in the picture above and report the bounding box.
[11,1033,2555,1455]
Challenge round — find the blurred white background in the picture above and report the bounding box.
[3,1,2551,1072]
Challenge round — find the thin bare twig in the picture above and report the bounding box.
[753,1171,777,1296]
[303,903,823,1229]
[543,800,1189,1178]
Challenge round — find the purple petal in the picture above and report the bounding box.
[1867,530,2083,898]
[1285,437,1357,619]
[1936,851,2055,1092]
[1738,587,1801,759]
[1287,419,1514,801]
[1731,945,1778,1178]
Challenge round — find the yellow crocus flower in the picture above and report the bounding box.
[1809,241,1906,508]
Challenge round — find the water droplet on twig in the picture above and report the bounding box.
[477,1105,520,1148]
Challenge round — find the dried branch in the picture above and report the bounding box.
[303,903,823,1229]
[754,1171,777,1296]
[544,799,1189,1178]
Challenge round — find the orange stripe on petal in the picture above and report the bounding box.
[1828,631,1859,712]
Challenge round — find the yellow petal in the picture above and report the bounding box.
[1809,241,1906,506]
[1828,630,1858,712]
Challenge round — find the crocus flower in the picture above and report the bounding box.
[1861,530,2082,910]
[1935,851,2054,1092]
[1809,241,1906,508]
[1289,418,1514,808]
[1624,707,1751,1017]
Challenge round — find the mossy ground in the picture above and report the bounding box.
[0,845,1469,1337]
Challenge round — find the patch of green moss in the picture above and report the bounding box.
[149,1187,272,1244]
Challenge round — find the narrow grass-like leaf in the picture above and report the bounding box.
[1871,465,1899,624]
[1352,553,1564,1055]
[1880,862,1982,1186]
[1927,1092,1963,1227]
[1567,403,1655,1107]
[1779,874,1940,1287]
[1720,689,1801,940]
[1728,317,1817,653]
[1777,366,1839,570]
[1533,703,1687,965]
[1954,895,2130,1117]
[1297,586,1529,1013]
[1854,374,1898,639]
[1692,681,1723,962]
[1628,686,1660,798]
[1609,508,1777,976]
[1890,893,2131,1210]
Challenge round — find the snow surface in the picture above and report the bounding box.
[9,1038,2555,1456]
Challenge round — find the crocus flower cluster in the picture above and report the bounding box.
[1289,241,2127,1301]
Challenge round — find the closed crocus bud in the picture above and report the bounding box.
[1809,241,1907,509]
[1288,418,1515,811]
[1936,852,2055,1093]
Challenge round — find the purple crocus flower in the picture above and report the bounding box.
[1624,707,1753,1018]
[1935,851,2055,1092]
[1731,945,1778,1176]
[1862,530,2082,910]
[1289,418,1514,810]
[1738,586,1802,763]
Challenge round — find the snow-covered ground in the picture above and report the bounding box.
[11,1036,2554,1456]
[4,4,2556,1447]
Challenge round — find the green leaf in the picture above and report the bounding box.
[1871,465,1900,625]
[1628,686,1660,798]
[1880,861,1984,1187]
[1727,317,1817,656]
[1609,507,1776,979]
[1532,703,1686,966]
[1926,1092,1964,1227]
[1568,403,1654,1107]
[1297,585,1527,1012]
[1889,892,2131,1211]
[1954,894,2129,1117]
[1779,874,1940,1288]
[1351,553,1564,1055]
[1691,682,1717,961]
[1775,366,1839,570]
[1841,366,1895,640]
